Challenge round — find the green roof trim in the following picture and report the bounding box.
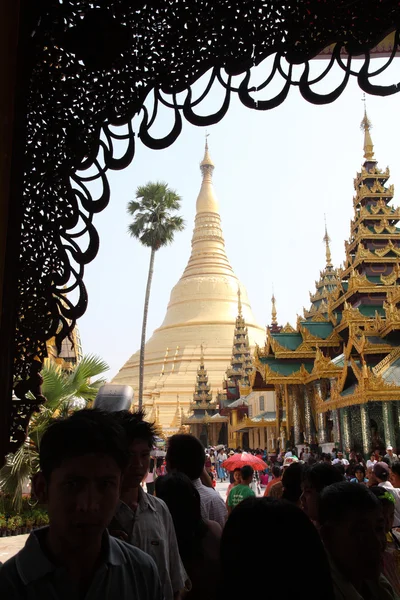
[261,358,313,375]
[301,322,333,339]
[358,305,385,317]
[383,357,400,386]
[271,333,303,351]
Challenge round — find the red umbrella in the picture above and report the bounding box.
[222,452,267,471]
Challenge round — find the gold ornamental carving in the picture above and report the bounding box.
[374,219,397,234]
[381,263,400,285]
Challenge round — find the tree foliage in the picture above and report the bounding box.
[0,355,108,511]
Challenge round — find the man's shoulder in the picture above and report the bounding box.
[143,491,169,514]
[111,536,158,571]
[0,552,29,598]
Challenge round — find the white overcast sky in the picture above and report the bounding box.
[76,56,400,379]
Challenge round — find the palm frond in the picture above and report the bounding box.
[41,360,69,406]
[68,354,109,388]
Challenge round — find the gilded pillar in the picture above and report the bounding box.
[231,409,238,448]
[341,407,351,451]
[275,385,281,444]
[284,384,290,439]
[304,386,312,445]
[382,401,395,449]
[293,389,301,445]
[259,427,265,450]
[314,382,327,444]
[332,409,341,448]
[329,379,341,448]
[360,404,371,456]
[317,412,327,444]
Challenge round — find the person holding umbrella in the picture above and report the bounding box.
[227,466,255,514]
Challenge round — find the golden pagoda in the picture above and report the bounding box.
[253,108,400,455]
[183,345,228,445]
[112,142,265,429]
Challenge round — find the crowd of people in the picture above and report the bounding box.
[1,409,400,599]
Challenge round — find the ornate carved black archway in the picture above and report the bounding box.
[3,0,400,457]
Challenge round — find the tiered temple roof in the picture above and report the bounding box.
[225,289,254,395]
[184,346,227,425]
[253,108,400,453]
[303,225,342,320]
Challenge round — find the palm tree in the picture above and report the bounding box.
[0,354,108,510]
[127,182,185,408]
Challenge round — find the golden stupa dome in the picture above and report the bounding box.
[112,142,265,429]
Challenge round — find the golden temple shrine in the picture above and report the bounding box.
[235,108,400,454]
[112,142,265,433]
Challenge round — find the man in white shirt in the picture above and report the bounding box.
[332,451,349,466]
[372,461,400,527]
[166,434,228,528]
[366,453,377,469]
[111,411,188,600]
[384,446,399,467]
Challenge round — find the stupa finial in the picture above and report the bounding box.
[323,217,333,268]
[200,343,204,366]
[360,95,375,162]
[271,293,278,325]
[237,287,242,316]
[200,132,215,179]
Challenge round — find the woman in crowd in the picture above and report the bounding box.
[216,449,226,483]
[220,497,334,600]
[155,472,222,600]
[350,464,368,484]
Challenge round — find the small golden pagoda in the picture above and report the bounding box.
[183,346,228,446]
[254,108,400,455]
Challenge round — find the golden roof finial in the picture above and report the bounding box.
[360,95,375,162]
[200,132,215,176]
[237,287,242,316]
[200,343,204,366]
[323,217,333,268]
[271,292,277,325]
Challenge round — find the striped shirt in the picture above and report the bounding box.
[192,478,227,527]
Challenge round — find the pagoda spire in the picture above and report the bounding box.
[178,139,235,280]
[360,98,376,163]
[271,293,278,326]
[226,296,254,394]
[304,223,341,320]
[323,220,333,268]
[170,395,182,428]
[237,287,242,316]
[193,349,213,404]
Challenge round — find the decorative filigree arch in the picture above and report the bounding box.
[8,0,400,451]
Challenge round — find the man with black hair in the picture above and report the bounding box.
[319,482,398,600]
[301,463,343,524]
[111,410,188,600]
[0,409,161,600]
[166,434,227,527]
[227,465,255,514]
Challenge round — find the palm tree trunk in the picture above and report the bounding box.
[139,248,156,409]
